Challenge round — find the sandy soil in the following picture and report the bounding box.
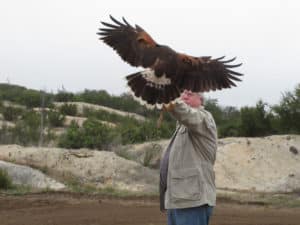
[1,193,300,225]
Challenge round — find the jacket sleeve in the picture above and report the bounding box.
[169,100,211,132]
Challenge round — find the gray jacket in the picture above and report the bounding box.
[163,101,217,209]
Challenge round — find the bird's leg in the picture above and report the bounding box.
[157,108,164,128]
[157,103,175,128]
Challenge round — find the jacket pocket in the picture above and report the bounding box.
[170,168,202,201]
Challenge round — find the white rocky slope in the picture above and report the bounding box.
[215,135,300,192]
[0,145,158,193]
[0,160,65,190]
[0,135,299,194]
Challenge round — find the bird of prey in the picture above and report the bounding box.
[97,16,243,108]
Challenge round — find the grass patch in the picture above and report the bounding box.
[262,194,300,207]
[0,185,33,195]
[217,190,300,208]
[0,168,13,190]
[95,186,158,198]
[63,172,157,198]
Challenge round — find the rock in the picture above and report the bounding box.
[0,160,66,190]
[214,135,300,193]
[0,146,158,193]
[289,146,298,155]
[246,139,251,145]
[116,140,169,169]
[0,134,300,194]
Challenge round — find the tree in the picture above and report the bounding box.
[272,84,300,133]
[55,91,74,102]
[239,100,272,136]
[59,103,77,116]
[204,99,241,137]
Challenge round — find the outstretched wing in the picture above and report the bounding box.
[98,16,243,107]
[98,15,165,68]
[171,55,243,92]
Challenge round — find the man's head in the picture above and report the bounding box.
[180,90,204,108]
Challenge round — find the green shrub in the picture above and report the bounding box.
[47,110,65,127]
[0,110,54,146]
[59,103,77,116]
[12,111,42,145]
[272,84,300,134]
[239,101,272,137]
[55,91,75,102]
[82,107,136,124]
[0,169,13,190]
[58,119,116,150]
[2,106,23,121]
[117,122,144,144]
[0,124,13,144]
[81,118,116,149]
[0,84,27,103]
[117,119,174,145]
[58,121,84,149]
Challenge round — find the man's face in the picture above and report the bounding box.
[181,90,202,108]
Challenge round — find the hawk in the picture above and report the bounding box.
[97,16,243,108]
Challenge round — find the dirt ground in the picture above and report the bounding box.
[1,193,300,225]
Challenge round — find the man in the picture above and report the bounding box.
[160,90,218,225]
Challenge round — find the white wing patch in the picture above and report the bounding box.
[126,69,181,109]
[141,69,171,88]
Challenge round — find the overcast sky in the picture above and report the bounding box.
[1,0,299,107]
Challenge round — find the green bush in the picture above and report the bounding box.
[0,124,14,144]
[82,107,137,125]
[239,101,272,137]
[0,84,27,103]
[54,91,75,102]
[117,119,174,145]
[21,90,53,108]
[1,106,23,121]
[218,122,241,138]
[58,119,116,150]
[272,84,300,134]
[0,169,13,190]
[47,110,65,127]
[12,111,42,145]
[76,90,155,117]
[58,121,84,149]
[81,118,116,149]
[0,110,55,146]
[59,103,77,116]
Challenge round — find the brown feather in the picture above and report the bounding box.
[98,16,244,107]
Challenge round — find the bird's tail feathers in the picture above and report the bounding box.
[126,69,181,109]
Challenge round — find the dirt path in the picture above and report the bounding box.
[0,193,300,225]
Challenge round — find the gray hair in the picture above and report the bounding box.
[197,92,205,104]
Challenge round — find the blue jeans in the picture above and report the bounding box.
[167,205,213,225]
